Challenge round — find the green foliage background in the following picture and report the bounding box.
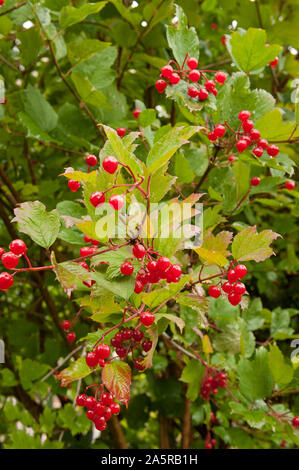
[0,0,298,450]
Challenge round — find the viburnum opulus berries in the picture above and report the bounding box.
[208,285,221,298]
[132,243,146,259]
[198,88,208,100]
[140,311,155,327]
[215,71,227,84]
[133,109,141,119]
[169,73,180,85]
[116,127,126,137]
[251,176,260,186]
[120,261,134,276]
[155,79,167,94]
[266,144,279,157]
[2,252,19,269]
[189,69,200,82]
[66,332,76,342]
[85,154,97,167]
[285,181,295,190]
[187,57,198,69]
[109,194,124,211]
[103,156,118,174]
[90,191,105,207]
[292,416,299,427]
[61,320,71,331]
[161,64,173,78]
[0,272,14,291]
[9,239,27,256]
[68,179,80,192]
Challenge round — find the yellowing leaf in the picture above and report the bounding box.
[231,226,280,262]
[202,335,213,354]
[194,231,233,267]
[57,357,91,387]
[102,361,131,407]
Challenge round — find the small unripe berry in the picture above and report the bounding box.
[155,79,167,93]
[251,176,260,186]
[85,154,97,167]
[10,239,27,256]
[68,179,80,192]
[103,156,118,174]
[187,57,198,69]
[140,311,155,327]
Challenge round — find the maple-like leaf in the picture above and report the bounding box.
[231,226,280,262]
[102,361,131,407]
[194,231,233,266]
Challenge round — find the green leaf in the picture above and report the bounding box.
[19,359,50,390]
[59,2,107,29]
[237,348,274,401]
[255,109,298,141]
[12,201,61,249]
[194,231,233,267]
[270,308,294,339]
[269,344,294,387]
[180,359,205,401]
[138,109,156,128]
[57,357,92,387]
[231,226,280,262]
[91,271,135,300]
[102,361,131,407]
[166,4,199,67]
[141,274,192,308]
[71,72,110,109]
[21,84,57,133]
[67,38,110,66]
[51,254,92,297]
[155,313,185,332]
[228,28,281,73]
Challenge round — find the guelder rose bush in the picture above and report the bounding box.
[0,0,298,450]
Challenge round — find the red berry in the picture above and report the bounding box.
[157,256,171,273]
[187,57,198,69]
[114,332,123,343]
[249,129,261,141]
[269,57,278,68]
[242,135,252,145]
[234,264,247,279]
[94,402,106,416]
[9,239,27,256]
[188,86,198,98]
[95,344,111,360]
[133,243,146,259]
[161,65,173,78]
[80,246,96,257]
[68,179,80,192]
[214,124,226,138]
[285,181,295,190]
[205,440,213,449]
[76,394,86,407]
[132,329,144,342]
[66,332,76,342]
[116,127,126,137]
[85,154,97,167]
[134,358,145,371]
[227,269,238,283]
[242,119,254,133]
[236,139,248,153]
[233,282,246,295]
[134,280,144,294]
[122,328,132,340]
[253,147,263,158]
[133,109,141,119]
[267,144,279,157]
[204,80,216,92]
[142,340,152,352]
[94,416,106,431]
[292,416,299,428]
[86,351,98,368]
[0,272,14,290]
[251,176,260,186]
[198,88,209,100]
[169,73,180,85]
[257,139,268,149]
[208,131,217,141]
[168,264,182,278]
[116,345,127,357]
[0,248,5,259]
[211,438,216,447]
[98,359,106,367]
[90,191,105,207]
[85,396,97,410]
[109,195,124,211]
[228,156,236,163]
[208,285,221,298]
[140,311,155,327]
[238,110,251,121]
[110,402,121,415]
[221,35,226,46]
[215,71,227,84]
[2,252,19,269]
[155,79,167,94]
[102,393,113,406]
[104,407,112,421]
[147,260,158,272]
[228,292,242,306]
[211,88,218,97]
[61,320,71,331]
[103,156,118,174]
[86,410,96,420]
[120,261,134,276]
[222,281,234,293]
[189,70,200,82]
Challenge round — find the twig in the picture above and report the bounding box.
[41,344,84,382]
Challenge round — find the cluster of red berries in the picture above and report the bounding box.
[205,436,217,449]
[88,155,124,211]
[0,239,27,291]
[85,343,111,368]
[0,0,4,7]
[61,319,76,343]
[120,244,183,294]
[155,56,227,101]
[208,263,247,306]
[76,391,120,431]
[201,370,228,400]
[110,327,152,371]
